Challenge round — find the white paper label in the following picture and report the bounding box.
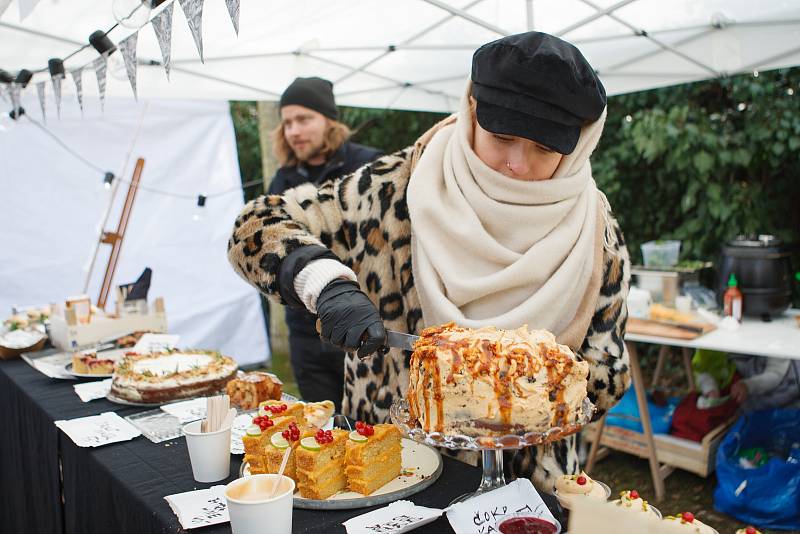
[164,485,229,529]
[161,397,207,423]
[132,333,181,354]
[74,379,112,402]
[55,412,142,447]
[343,500,443,534]
[446,479,556,534]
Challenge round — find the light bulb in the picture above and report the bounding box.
[112,0,152,30]
[193,194,207,222]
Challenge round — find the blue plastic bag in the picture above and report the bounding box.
[605,387,680,434]
[714,409,800,529]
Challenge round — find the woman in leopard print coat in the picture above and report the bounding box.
[228,32,631,492]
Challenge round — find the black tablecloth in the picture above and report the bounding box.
[0,357,562,534]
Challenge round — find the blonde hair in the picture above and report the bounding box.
[270,119,352,167]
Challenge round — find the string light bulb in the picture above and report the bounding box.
[103,172,115,190]
[112,0,167,30]
[193,194,207,222]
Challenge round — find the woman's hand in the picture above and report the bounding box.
[316,279,386,359]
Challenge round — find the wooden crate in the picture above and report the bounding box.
[49,297,167,351]
[582,416,736,478]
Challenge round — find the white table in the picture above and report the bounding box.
[586,309,800,501]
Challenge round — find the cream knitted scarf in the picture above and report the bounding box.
[407,84,609,350]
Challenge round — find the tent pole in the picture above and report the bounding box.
[554,0,636,37]
[603,27,715,73]
[420,0,510,36]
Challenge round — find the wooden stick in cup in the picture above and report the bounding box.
[269,447,292,499]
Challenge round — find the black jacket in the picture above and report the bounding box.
[267,141,383,337]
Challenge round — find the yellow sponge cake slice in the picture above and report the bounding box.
[295,429,348,500]
[345,423,402,495]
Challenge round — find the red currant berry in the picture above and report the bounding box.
[681,512,694,523]
[576,476,587,485]
[745,527,756,534]
[629,490,639,500]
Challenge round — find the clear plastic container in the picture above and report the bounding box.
[641,240,681,267]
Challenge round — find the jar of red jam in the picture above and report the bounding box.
[497,514,561,534]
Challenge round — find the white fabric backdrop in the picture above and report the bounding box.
[0,96,269,366]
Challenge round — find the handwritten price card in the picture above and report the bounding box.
[55,412,142,447]
[164,486,230,529]
[446,479,556,534]
[343,500,443,534]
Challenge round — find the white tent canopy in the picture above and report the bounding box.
[2,0,800,113]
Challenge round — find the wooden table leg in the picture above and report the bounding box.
[585,414,607,474]
[682,347,696,393]
[627,340,666,502]
[651,345,670,389]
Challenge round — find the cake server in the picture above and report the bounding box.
[384,330,419,352]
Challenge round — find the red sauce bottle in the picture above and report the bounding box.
[723,273,743,322]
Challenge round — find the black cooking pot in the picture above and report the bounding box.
[717,235,794,319]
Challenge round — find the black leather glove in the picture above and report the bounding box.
[316,279,386,359]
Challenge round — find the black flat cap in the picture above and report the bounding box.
[471,31,606,155]
[280,77,338,120]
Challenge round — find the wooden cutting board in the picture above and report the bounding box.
[627,317,716,340]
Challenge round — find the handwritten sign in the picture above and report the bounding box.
[54,412,142,447]
[161,397,207,423]
[343,500,443,534]
[164,486,230,529]
[446,479,556,534]
[73,379,112,402]
[132,333,181,354]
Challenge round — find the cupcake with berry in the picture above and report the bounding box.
[661,512,719,533]
[735,527,761,534]
[609,489,661,519]
[553,471,610,509]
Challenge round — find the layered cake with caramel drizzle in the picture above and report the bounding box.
[407,323,590,437]
[110,350,238,403]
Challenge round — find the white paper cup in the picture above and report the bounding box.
[183,420,232,483]
[224,474,295,534]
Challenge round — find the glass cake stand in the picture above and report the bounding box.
[389,397,595,504]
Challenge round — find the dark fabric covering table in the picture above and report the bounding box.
[1,356,562,534]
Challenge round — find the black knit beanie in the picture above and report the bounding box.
[279,77,338,120]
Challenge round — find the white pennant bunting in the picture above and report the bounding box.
[36,81,46,122]
[17,0,41,20]
[225,0,240,36]
[151,2,174,79]
[51,75,63,119]
[179,0,205,62]
[118,32,139,99]
[93,56,108,112]
[0,0,12,18]
[70,68,84,114]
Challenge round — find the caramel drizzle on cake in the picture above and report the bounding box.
[407,322,589,437]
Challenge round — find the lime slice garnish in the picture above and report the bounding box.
[300,436,321,451]
[246,424,262,436]
[271,433,290,450]
[348,430,368,443]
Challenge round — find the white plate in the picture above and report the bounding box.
[65,349,128,378]
[241,438,443,510]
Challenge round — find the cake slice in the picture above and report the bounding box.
[304,400,335,429]
[264,421,302,482]
[241,415,295,456]
[345,423,402,495]
[226,371,283,410]
[259,400,306,428]
[72,352,115,375]
[295,429,348,499]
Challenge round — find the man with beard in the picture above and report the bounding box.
[267,76,382,411]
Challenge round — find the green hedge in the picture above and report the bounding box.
[231,67,799,304]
